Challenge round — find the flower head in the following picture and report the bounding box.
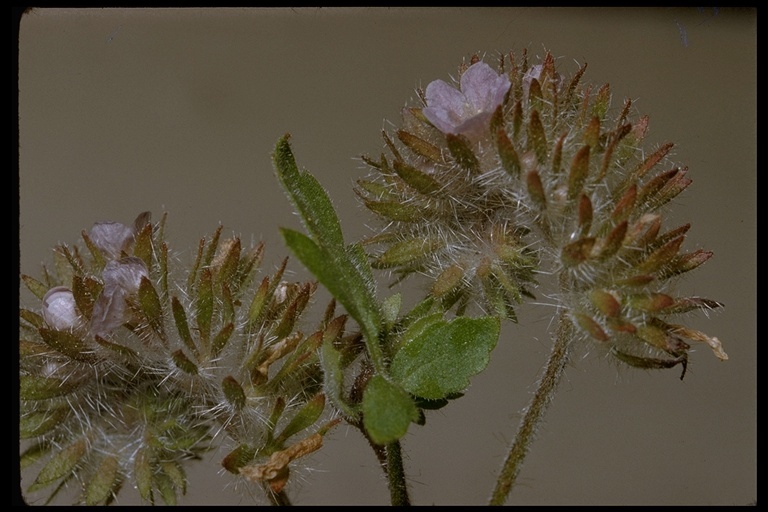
[423,61,510,139]
[20,213,339,505]
[358,50,726,371]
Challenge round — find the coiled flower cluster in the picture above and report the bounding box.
[19,212,341,505]
[357,51,726,373]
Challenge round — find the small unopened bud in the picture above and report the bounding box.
[522,64,562,102]
[42,286,80,330]
[273,281,290,305]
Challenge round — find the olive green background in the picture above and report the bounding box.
[18,7,756,506]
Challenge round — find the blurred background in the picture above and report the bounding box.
[18,7,755,505]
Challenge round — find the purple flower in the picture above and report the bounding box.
[91,257,149,336]
[89,221,135,260]
[422,61,511,139]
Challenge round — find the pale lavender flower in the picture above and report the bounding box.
[91,257,149,335]
[422,61,510,139]
[89,221,135,259]
[41,286,80,330]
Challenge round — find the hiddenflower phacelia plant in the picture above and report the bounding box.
[20,48,729,507]
[358,50,726,373]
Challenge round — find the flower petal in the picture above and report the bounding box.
[102,257,149,295]
[423,79,467,134]
[89,221,135,259]
[91,284,129,336]
[91,257,149,335]
[461,62,510,113]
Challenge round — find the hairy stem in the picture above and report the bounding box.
[386,440,410,506]
[355,419,409,505]
[265,487,292,506]
[489,309,574,505]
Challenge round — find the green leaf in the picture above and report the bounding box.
[211,322,235,359]
[362,375,419,445]
[21,441,51,469]
[273,134,345,249]
[446,133,479,173]
[527,110,548,164]
[38,328,95,362]
[222,375,246,411]
[215,238,241,289]
[496,128,521,178]
[568,145,591,200]
[202,225,223,269]
[72,274,102,320]
[155,472,177,506]
[391,312,444,354]
[275,393,325,443]
[389,316,500,400]
[138,277,165,340]
[20,408,68,438]
[396,129,442,164]
[133,222,155,269]
[320,335,359,420]
[134,447,153,502]
[280,228,381,351]
[171,349,198,375]
[221,444,255,474]
[85,455,120,505]
[196,268,214,346]
[19,308,44,329]
[160,461,187,496]
[413,392,464,411]
[171,296,198,357]
[94,334,139,359]
[392,159,441,195]
[30,438,87,491]
[246,276,272,330]
[22,274,50,300]
[20,374,79,400]
[159,242,170,300]
[373,236,444,269]
[274,135,383,367]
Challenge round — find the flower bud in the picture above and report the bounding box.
[41,286,80,330]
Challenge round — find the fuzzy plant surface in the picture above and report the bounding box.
[18,49,727,506]
[357,51,726,371]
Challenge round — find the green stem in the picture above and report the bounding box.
[353,417,409,505]
[488,310,574,505]
[386,440,410,506]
